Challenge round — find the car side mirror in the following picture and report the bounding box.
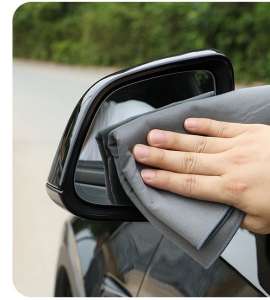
[46,49,234,221]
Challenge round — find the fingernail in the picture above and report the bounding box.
[141,169,156,181]
[133,144,149,160]
[185,118,198,129]
[149,129,166,145]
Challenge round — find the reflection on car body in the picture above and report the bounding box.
[55,218,263,297]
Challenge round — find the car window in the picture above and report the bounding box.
[138,236,263,297]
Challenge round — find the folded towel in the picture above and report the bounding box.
[96,86,270,268]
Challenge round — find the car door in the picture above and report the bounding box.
[138,231,265,297]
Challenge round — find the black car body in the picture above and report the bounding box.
[54,217,267,296]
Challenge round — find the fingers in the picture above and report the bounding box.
[133,144,225,176]
[241,215,270,234]
[184,118,250,138]
[140,169,225,203]
[139,168,248,207]
[147,129,233,153]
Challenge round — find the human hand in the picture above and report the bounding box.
[133,118,270,234]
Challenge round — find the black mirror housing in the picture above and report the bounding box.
[46,49,234,221]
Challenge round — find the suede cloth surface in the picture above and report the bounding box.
[96,86,270,268]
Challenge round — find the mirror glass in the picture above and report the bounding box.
[75,70,215,206]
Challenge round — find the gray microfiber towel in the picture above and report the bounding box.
[96,85,270,268]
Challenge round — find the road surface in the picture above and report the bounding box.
[13,60,116,296]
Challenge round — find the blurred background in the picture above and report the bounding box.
[13,2,270,296]
[14,2,270,83]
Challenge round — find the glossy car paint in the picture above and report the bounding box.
[55,218,267,297]
[55,218,162,296]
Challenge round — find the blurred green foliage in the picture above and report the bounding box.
[13,2,270,82]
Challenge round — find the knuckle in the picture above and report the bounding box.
[238,135,256,147]
[156,148,166,163]
[205,119,214,132]
[216,122,227,137]
[194,136,208,153]
[224,178,248,207]
[182,153,198,173]
[184,174,198,196]
[229,152,249,166]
